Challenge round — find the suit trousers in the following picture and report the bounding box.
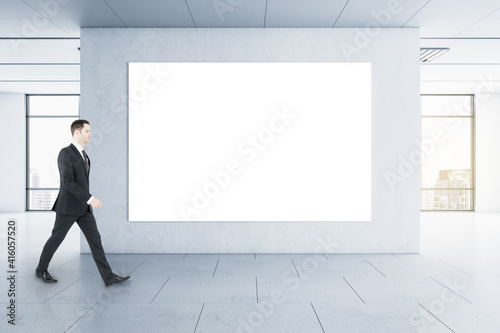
[37,209,113,283]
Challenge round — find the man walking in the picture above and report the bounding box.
[36,119,130,287]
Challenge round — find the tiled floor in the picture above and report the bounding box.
[1,212,500,332]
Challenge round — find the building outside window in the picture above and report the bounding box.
[26,95,80,211]
[420,94,475,211]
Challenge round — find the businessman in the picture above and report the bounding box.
[36,119,130,287]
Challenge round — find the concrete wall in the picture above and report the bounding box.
[476,94,500,212]
[0,93,25,213]
[80,28,421,253]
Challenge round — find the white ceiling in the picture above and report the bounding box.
[0,0,499,35]
[0,0,499,94]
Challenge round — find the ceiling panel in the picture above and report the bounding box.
[470,45,500,63]
[265,0,345,28]
[420,81,500,94]
[407,0,500,19]
[0,0,498,38]
[405,0,500,37]
[49,19,82,37]
[488,8,500,18]
[0,0,40,18]
[0,81,79,94]
[0,39,80,63]
[0,18,70,38]
[458,19,500,37]
[404,0,500,37]
[334,0,430,28]
[21,0,126,27]
[421,64,500,81]
[105,0,194,27]
[0,64,79,81]
[418,19,479,37]
[186,0,267,27]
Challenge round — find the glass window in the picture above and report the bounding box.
[28,95,80,116]
[420,95,474,211]
[27,95,79,211]
[421,95,473,116]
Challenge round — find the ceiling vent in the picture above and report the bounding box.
[420,48,450,63]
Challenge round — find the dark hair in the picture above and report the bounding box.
[71,119,90,136]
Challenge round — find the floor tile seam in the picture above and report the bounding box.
[63,302,97,333]
[418,302,456,333]
[193,303,205,333]
[150,276,171,304]
[256,277,259,304]
[291,259,300,278]
[43,276,84,304]
[51,259,75,272]
[363,259,387,278]
[212,259,220,277]
[428,276,473,304]
[342,276,365,304]
[437,259,474,278]
[310,303,326,333]
[127,258,147,275]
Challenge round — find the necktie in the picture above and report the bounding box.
[82,150,90,174]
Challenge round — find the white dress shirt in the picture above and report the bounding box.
[71,141,94,205]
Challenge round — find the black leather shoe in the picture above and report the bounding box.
[36,270,58,283]
[105,274,130,287]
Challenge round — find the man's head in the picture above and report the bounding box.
[71,119,91,146]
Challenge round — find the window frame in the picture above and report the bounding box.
[420,94,476,212]
[26,94,80,212]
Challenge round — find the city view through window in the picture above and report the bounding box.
[27,95,79,210]
[421,95,474,211]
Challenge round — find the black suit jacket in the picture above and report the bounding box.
[52,144,92,216]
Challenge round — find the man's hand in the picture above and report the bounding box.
[90,197,103,208]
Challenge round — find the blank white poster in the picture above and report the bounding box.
[129,62,371,221]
